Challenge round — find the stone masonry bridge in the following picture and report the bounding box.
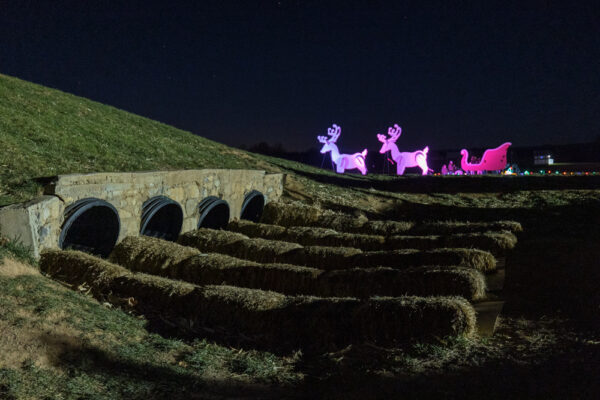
[0,169,284,258]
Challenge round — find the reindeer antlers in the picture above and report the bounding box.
[377,134,388,143]
[327,124,341,143]
[387,124,402,142]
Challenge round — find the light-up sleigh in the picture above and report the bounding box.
[460,142,512,173]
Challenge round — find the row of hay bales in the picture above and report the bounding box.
[109,236,487,300]
[260,201,523,236]
[177,228,497,273]
[227,219,517,255]
[40,249,476,351]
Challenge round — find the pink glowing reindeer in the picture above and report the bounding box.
[318,124,368,175]
[377,124,431,175]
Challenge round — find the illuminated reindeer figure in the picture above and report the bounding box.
[377,124,431,175]
[318,124,368,175]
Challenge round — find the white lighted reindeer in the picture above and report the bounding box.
[318,124,368,175]
[377,124,431,175]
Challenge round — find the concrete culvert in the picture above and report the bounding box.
[140,196,183,242]
[59,198,120,258]
[198,196,230,230]
[240,190,265,222]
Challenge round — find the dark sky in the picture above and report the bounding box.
[1,1,599,152]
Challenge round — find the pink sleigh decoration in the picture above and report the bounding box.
[377,124,431,175]
[460,142,512,172]
[318,124,368,175]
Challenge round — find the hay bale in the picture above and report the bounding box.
[178,228,249,253]
[284,227,386,250]
[358,220,415,236]
[282,245,363,269]
[260,201,323,226]
[317,266,486,300]
[353,296,476,341]
[385,231,518,255]
[179,228,301,263]
[261,201,369,232]
[438,231,517,254]
[231,237,303,264]
[231,219,387,251]
[40,249,200,314]
[350,248,497,273]
[261,202,522,239]
[40,249,476,351]
[410,220,523,235]
[227,219,287,240]
[178,255,321,295]
[109,236,200,277]
[107,237,483,300]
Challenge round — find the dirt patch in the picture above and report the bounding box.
[0,303,85,370]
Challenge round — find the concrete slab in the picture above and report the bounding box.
[486,268,505,293]
[474,300,504,337]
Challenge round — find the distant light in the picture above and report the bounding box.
[524,170,530,175]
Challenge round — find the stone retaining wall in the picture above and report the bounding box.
[0,169,284,258]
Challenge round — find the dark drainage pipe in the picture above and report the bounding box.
[197,196,230,230]
[240,190,265,223]
[140,196,184,242]
[59,198,120,258]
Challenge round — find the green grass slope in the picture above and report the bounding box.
[0,73,276,206]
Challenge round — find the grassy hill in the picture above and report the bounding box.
[0,73,281,206]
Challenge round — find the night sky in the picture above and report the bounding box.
[1,1,599,152]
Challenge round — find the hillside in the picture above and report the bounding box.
[0,73,281,206]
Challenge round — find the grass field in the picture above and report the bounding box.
[1,73,600,398]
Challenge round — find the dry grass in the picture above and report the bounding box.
[40,249,476,350]
[0,257,40,278]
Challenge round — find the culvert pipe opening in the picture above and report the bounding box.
[59,198,121,258]
[197,196,230,230]
[140,196,184,242]
[240,190,265,223]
